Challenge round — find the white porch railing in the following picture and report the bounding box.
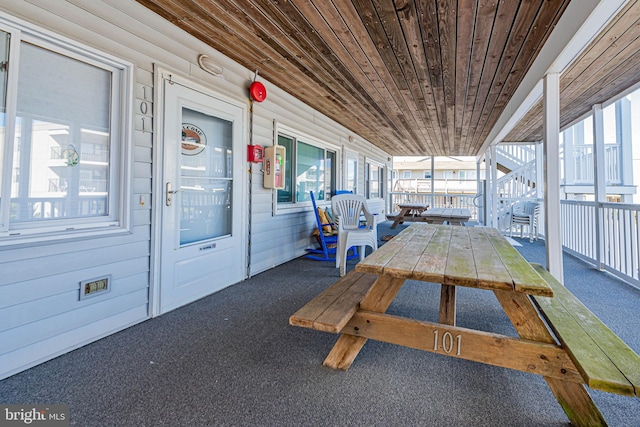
[496,144,536,168]
[496,161,537,200]
[571,145,622,184]
[392,178,478,194]
[11,196,108,220]
[562,200,640,287]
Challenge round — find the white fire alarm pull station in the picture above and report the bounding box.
[263,145,286,189]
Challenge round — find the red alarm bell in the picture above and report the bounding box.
[250,81,267,102]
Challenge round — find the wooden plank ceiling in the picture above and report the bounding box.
[136,0,569,156]
[505,0,640,143]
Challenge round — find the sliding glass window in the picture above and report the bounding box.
[276,131,336,206]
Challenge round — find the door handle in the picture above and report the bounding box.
[166,182,180,206]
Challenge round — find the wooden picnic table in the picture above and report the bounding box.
[290,223,640,426]
[420,207,471,225]
[387,203,429,228]
[387,205,470,228]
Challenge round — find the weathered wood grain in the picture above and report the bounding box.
[295,223,635,426]
[505,0,640,143]
[438,284,456,325]
[482,227,552,296]
[344,310,584,383]
[289,271,378,333]
[323,274,405,370]
[136,0,570,155]
[532,263,640,397]
[494,286,608,425]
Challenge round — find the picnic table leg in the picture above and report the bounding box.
[390,208,409,229]
[322,335,367,370]
[438,284,456,325]
[323,275,405,370]
[494,290,607,427]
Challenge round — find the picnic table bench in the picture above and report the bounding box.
[289,271,377,333]
[289,224,640,426]
[531,263,640,398]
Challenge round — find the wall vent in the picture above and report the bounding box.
[79,275,111,300]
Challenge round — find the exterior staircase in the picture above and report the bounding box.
[494,144,538,231]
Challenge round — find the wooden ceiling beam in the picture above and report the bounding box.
[504,0,640,144]
[416,0,450,154]
[470,0,568,153]
[436,0,458,154]
[293,0,424,151]
[458,0,497,153]
[454,0,478,155]
[239,0,408,144]
[136,0,580,156]
[395,0,445,153]
[463,0,520,154]
[355,0,436,153]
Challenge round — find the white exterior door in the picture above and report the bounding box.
[159,79,245,314]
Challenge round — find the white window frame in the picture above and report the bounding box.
[365,158,385,200]
[0,13,133,246]
[343,147,358,195]
[274,123,339,214]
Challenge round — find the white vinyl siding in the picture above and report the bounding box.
[0,4,149,380]
[0,0,392,379]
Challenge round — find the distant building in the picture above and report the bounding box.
[392,156,485,195]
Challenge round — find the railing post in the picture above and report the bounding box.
[535,141,544,238]
[617,98,633,200]
[593,104,606,270]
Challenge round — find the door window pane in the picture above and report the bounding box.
[180,108,233,245]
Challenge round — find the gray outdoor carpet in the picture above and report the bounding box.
[1,222,639,426]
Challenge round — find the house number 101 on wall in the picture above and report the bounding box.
[433,330,462,356]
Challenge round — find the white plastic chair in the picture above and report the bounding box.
[509,201,540,242]
[331,194,378,277]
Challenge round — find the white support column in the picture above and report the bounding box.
[476,158,484,225]
[485,150,492,227]
[617,98,633,202]
[543,73,564,283]
[490,145,498,228]
[593,104,606,270]
[430,156,435,207]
